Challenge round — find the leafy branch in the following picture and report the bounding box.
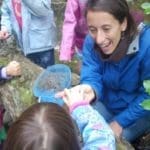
[141,2,150,15]
[141,80,150,110]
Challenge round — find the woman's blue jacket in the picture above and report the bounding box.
[81,26,150,128]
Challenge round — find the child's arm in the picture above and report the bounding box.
[22,0,52,17]
[63,88,116,149]
[59,0,78,62]
[0,1,12,38]
[71,105,116,150]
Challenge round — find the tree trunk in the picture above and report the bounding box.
[0,38,80,120]
[0,39,43,120]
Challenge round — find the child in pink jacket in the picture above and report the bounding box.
[59,0,88,62]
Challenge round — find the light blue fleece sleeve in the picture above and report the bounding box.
[71,105,116,150]
[1,0,12,33]
[22,0,52,16]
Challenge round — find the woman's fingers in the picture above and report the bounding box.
[55,91,65,98]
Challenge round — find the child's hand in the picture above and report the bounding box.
[63,88,85,109]
[56,84,95,104]
[6,61,21,76]
[0,30,10,40]
[63,88,84,108]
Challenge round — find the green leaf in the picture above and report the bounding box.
[0,127,7,140]
[141,2,150,10]
[141,2,150,15]
[141,99,150,110]
[144,8,150,15]
[143,80,150,95]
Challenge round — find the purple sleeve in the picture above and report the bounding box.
[0,67,10,80]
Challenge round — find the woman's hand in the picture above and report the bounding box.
[78,84,95,103]
[55,84,95,104]
[109,121,123,138]
[63,88,84,108]
[6,61,21,76]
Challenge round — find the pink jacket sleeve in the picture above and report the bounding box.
[59,0,78,61]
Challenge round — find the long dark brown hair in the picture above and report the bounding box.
[4,103,80,150]
[85,0,137,39]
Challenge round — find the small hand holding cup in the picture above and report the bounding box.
[6,61,21,77]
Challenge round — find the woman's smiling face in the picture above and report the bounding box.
[87,10,127,55]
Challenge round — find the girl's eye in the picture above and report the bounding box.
[89,28,97,34]
[103,28,110,32]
